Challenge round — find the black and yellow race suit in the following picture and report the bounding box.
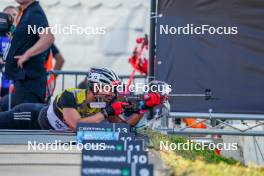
[0,88,101,130]
[47,88,101,130]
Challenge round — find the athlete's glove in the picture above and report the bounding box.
[138,93,161,110]
[144,93,161,107]
[103,102,127,118]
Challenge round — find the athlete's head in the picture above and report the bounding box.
[87,67,121,102]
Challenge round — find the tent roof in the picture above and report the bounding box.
[1,0,149,9]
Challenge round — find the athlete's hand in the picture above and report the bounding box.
[104,102,128,117]
[144,92,161,107]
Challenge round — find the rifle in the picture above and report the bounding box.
[90,89,212,112]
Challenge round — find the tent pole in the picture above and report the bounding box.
[148,0,157,120]
[148,0,157,82]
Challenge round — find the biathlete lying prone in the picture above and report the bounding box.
[0,68,165,131]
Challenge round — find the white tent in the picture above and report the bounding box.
[1,0,150,92]
[1,0,150,74]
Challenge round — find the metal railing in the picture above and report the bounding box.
[7,70,264,137]
[47,70,147,92]
[155,111,264,136]
[7,70,147,110]
[169,112,264,120]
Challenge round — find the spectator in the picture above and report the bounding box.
[45,44,65,76]
[78,77,89,89]
[0,0,54,111]
[3,6,19,21]
[0,6,18,97]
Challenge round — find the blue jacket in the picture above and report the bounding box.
[0,36,12,88]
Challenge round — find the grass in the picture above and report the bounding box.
[139,128,264,176]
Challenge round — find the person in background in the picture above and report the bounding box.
[0,6,19,97]
[45,44,65,77]
[0,0,54,111]
[45,44,65,98]
[3,6,19,21]
[78,77,89,89]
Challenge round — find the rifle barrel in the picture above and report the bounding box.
[169,94,207,97]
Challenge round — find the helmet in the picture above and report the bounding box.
[87,67,121,86]
[148,80,172,96]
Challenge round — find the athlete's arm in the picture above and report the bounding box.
[107,113,143,126]
[120,93,161,126]
[79,113,105,123]
[62,108,80,131]
[59,91,105,131]
[126,113,143,126]
[62,108,105,131]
